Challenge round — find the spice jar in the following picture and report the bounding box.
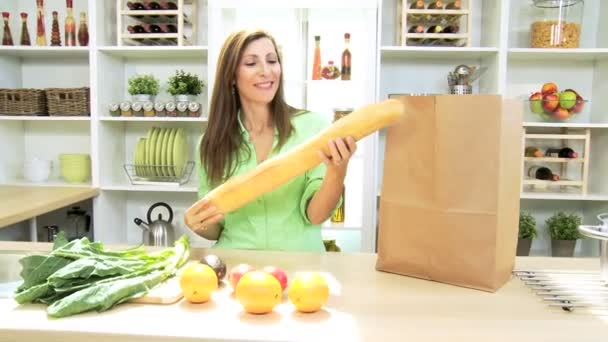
[188,102,201,117]
[176,101,188,117]
[165,101,177,117]
[131,102,143,117]
[108,102,119,117]
[120,101,132,116]
[154,102,165,117]
[530,0,583,48]
[143,101,155,117]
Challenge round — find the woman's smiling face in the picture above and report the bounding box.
[235,37,281,106]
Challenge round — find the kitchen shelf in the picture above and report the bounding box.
[101,184,198,193]
[508,48,608,62]
[380,46,498,59]
[523,122,608,128]
[523,157,584,163]
[522,179,584,186]
[521,192,608,201]
[98,46,208,59]
[0,46,90,58]
[0,116,91,121]
[525,134,588,140]
[100,117,207,122]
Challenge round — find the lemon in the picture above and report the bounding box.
[179,263,218,303]
[288,273,329,313]
[235,271,282,314]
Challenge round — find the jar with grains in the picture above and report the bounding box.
[131,102,144,117]
[530,0,583,48]
[165,102,177,117]
[154,102,166,117]
[143,101,155,117]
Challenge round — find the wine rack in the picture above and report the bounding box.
[522,127,591,195]
[116,0,198,46]
[397,0,473,47]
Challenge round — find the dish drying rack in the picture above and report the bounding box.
[124,161,194,186]
[514,216,608,314]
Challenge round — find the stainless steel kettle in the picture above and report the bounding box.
[134,202,175,247]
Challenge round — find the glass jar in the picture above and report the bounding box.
[530,0,583,48]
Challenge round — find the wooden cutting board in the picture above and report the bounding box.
[129,276,183,305]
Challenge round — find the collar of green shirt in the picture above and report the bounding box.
[237,109,279,140]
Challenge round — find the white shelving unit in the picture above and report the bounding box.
[2,0,608,256]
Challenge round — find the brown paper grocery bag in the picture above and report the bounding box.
[375,95,523,292]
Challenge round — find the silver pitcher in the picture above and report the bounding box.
[578,214,608,282]
[134,202,175,247]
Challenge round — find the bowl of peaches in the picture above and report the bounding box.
[528,82,587,122]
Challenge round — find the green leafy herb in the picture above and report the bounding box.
[14,233,190,318]
[167,69,204,96]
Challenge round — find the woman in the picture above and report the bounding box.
[184,29,356,252]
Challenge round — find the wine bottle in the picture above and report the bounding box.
[144,24,163,33]
[127,25,146,34]
[340,33,351,81]
[545,147,578,159]
[427,25,443,33]
[408,25,425,34]
[162,1,178,9]
[445,1,461,9]
[528,166,559,181]
[428,1,444,9]
[36,0,46,46]
[525,146,543,158]
[146,1,162,10]
[442,25,460,34]
[127,1,145,19]
[409,0,425,9]
[163,24,177,33]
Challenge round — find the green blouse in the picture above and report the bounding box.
[196,111,337,252]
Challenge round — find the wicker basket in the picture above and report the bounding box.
[0,89,47,115]
[45,87,90,116]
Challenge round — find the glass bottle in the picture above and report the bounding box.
[20,13,31,46]
[65,0,76,46]
[36,0,46,46]
[341,33,351,81]
[428,0,444,9]
[312,36,321,80]
[407,25,424,45]
[2,12,14,46]
[50,11,61,46]
[108,103,120,117]
[78,12,89,46]
[120,101,132,116]
[176,101,188,116]
[445,1,461,9]
[408,0,425,21]
[154,102,165,116]
[131,102,144,116]
[165,101,177,117]
[530,0,583,48]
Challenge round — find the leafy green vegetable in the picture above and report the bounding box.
[52,231,69,250]
[14,233,190,318]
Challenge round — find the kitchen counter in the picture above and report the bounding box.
[0,242,607,342]
[0,186,99,228]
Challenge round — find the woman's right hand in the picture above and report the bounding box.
[184,197,224,234]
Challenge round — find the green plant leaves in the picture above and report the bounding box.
[167,69,204,96]
[546,212,582,240]
[518,211,537,239]
[128,74,160,95]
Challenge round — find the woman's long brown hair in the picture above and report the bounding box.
[200,29,297,188]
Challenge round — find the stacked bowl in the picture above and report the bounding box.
[59,154,91,183]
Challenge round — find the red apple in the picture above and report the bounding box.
[541,82,558,95]
[542,93,559,113]
[262,266,288,291]
[572,94,585,113]
[529,92,544,114]
[228,264,255,290]
[553,106,570,121]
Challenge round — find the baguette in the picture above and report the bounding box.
[203,98,406,214]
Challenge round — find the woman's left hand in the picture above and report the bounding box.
[318,136,357,177]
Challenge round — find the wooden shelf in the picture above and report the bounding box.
[406,9,470,15]
[521,192,608,201]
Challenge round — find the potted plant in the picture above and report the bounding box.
[128,74,159,102]
[546,212,582,257]
[517,211,537,256]
[167,69,204,103]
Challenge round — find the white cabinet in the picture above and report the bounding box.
[2,0,608,255]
